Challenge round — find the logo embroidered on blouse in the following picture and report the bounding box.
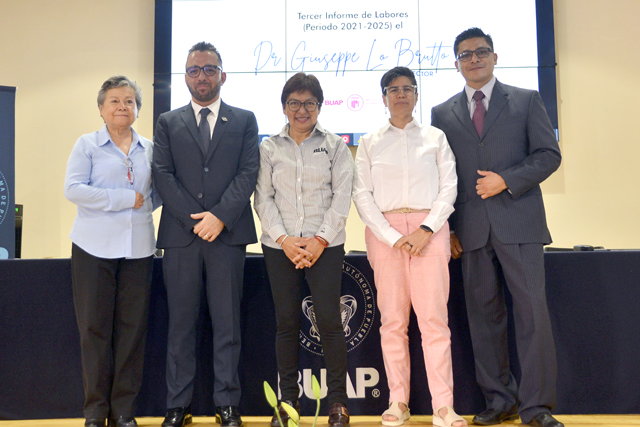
[313,147,328,155]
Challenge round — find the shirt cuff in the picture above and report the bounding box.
[316,224,339,246]
[267,224,288,243]
[421,217,442,234]
[109,188,137,211]
[382,228,404,248]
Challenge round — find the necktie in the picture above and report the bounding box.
[199,108,211,154]
[472,91,486,137]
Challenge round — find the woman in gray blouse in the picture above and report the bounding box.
[254,72,354,427]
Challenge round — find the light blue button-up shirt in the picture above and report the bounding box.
[65,125,161,259]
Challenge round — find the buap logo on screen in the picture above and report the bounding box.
[324,96,364,111]
[347,95,364,111]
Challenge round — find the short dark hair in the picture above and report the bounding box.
[187,41,222,67]
[97,75,142,109]
[280,73,324,109]
[454,27,494,57]
[380,67,417,95]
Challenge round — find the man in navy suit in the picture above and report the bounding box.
[431,28,563,427]
[153,42,259,427]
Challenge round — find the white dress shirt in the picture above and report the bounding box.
[465,76,496,117]
[191,98,221,138]
[254,122,354,249]
[353,118,457,247]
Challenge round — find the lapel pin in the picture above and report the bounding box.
[221,117,228,122]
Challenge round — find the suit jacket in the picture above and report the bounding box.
[153,101,259,248]
[431,80,561,252]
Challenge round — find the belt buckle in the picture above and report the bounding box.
[400,207,411,214]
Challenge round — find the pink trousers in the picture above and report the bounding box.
[365,212,454,411]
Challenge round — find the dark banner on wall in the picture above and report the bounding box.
[0,86,17,259]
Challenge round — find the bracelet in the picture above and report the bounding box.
[314,235,329,247]
[279,235,288,246]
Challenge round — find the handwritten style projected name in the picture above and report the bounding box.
[254,40,450,76]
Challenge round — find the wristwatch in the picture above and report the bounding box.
[420,225,433,233]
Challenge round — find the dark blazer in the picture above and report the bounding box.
[431,80,561,252]
[153,101,259,248]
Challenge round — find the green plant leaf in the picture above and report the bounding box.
[311,374,321,427]
[288,419,298,427]
[311,374,321,399]
[282,401,300,424]
[263,381,278,408]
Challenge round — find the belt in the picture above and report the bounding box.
[383,208,430,214]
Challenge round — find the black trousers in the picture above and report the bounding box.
[263,244,348,406]
[461,230,557,424]
[163,237,246,408]
[71,244,153,419]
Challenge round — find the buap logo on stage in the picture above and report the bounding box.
[299,261,376,355]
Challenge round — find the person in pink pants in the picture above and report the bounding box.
[353,67,466,427]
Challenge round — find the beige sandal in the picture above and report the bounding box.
[382,402,411,426]
[433,406,467,427]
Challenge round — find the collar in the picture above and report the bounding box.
[382,117,421,133]
[464,76,497,103]
[278,121,327,139]
[98,124,142,149]
[191,97,222,120]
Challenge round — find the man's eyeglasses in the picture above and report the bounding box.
[124,157,134,185]
[286,99,320,112]
[186,65,222,78]
[457,47,493,62]
[384,85,417,96]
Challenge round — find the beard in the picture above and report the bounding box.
[188,80,221,104]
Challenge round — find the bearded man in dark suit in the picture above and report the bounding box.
[431,28,563,427]
[153,41,259,427]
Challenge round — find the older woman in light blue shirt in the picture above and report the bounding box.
[64,75,160,427]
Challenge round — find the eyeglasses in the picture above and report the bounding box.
[384,85,417,96]
[286,99,320,112]
[124,157,134,185]
[456,47,493,62]
[186,65,222,78]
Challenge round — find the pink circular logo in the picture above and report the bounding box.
[347,94,364,111]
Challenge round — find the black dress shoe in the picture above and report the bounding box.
[85,419,106,427]
[472,408,518,425]
[528,413,564,427]
[162,406,193,427]
[216,406,243,427]
[112,417,137,427]
[328,403,350,427]
[270,400,301,427]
